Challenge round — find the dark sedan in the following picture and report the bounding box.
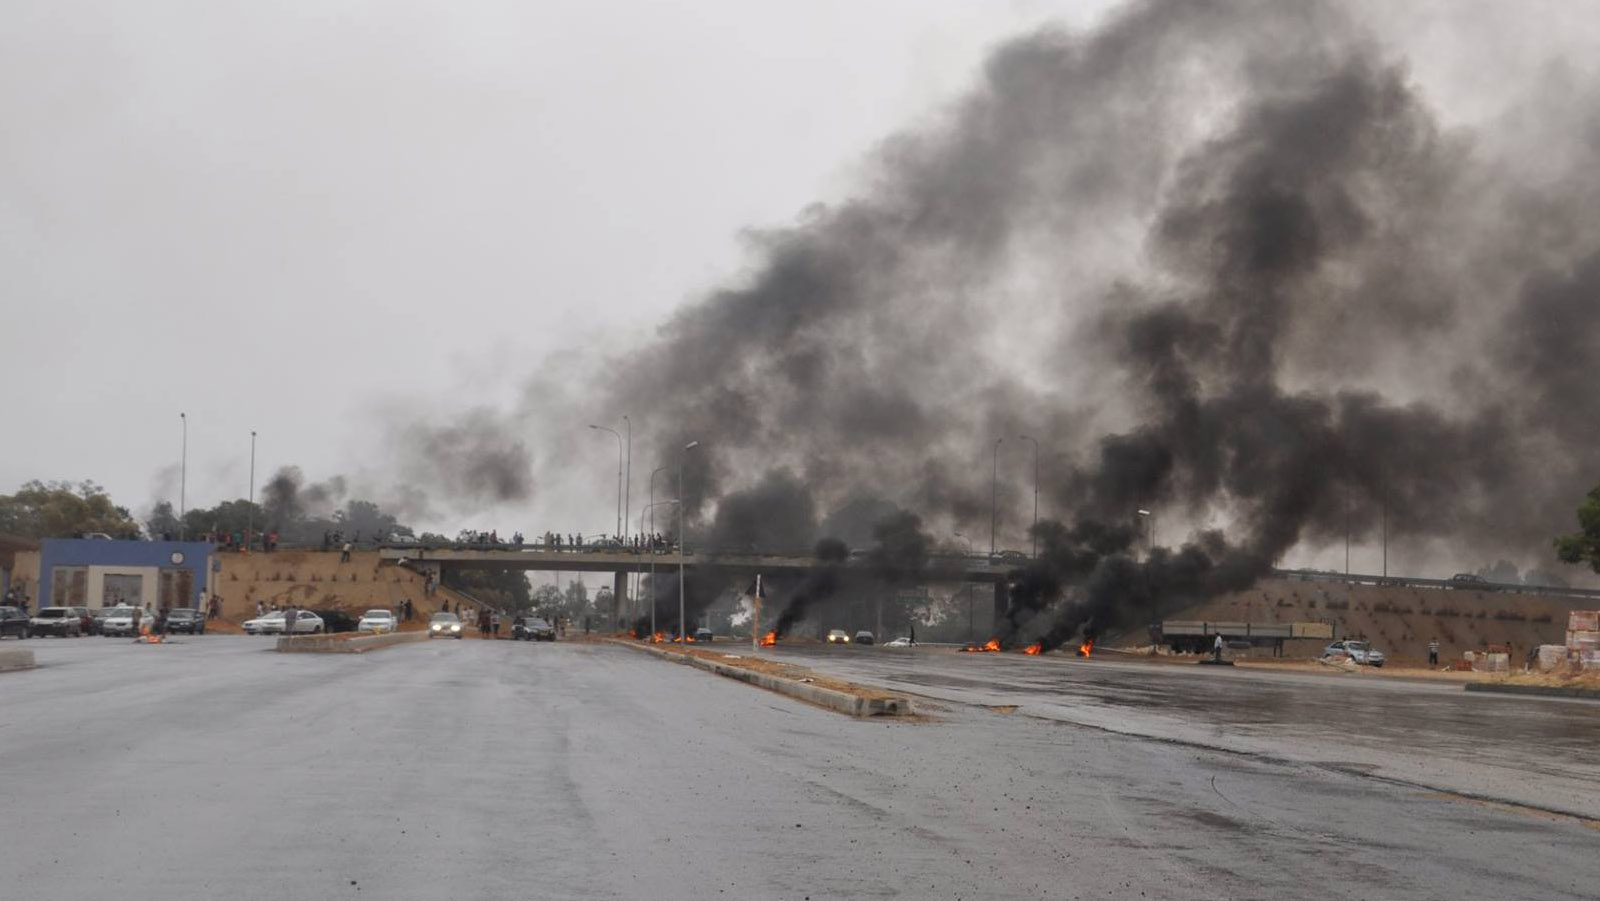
[0,606,30,639]
[163,607,205,634]
[514,617,556,641]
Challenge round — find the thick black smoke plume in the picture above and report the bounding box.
[573,0,1600,640]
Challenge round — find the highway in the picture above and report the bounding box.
[2,637,1596,900]
[766,643,1600,819]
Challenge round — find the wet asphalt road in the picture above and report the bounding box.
[765,644,1600,819]
[1,637,1596,901]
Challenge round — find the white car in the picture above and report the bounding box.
[1322,639,1386,667]
[100,605,147,637]
[429,612,463,638]
[357,610,398,633]
[884,637,913,648]
[243,610,325,635]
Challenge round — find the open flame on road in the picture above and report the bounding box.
[1077,637,1095,657]
[759,630,777,647]
[1023,642,1042,655]
[961,638,1003,653]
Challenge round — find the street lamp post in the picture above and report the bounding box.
[1018,435,1039,558]
[247,431,257,549]
[678,441,700,641]
[622,415,631,613]
[179,413,188,540]
[589,425,623,542]
[989,438,1002,560]
[647,465,669,637]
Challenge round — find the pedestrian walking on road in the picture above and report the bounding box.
[1428,638,1440,667]
[340,541,352,563]
[478,608,491,637]
[491,612,501,637]
[1212,633,1224,663]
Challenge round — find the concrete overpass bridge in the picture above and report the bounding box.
[378,546,1012,623]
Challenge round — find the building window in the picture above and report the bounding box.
[52,567,88,605]
[159,568,194,609]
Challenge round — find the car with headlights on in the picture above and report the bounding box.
[30,606,83,637]
[358,610,398,633]
[429,612,464,638]
[1322,639,1386,667]
[826,629,851,644]
[163,607,205,634]
[101,606,146,637]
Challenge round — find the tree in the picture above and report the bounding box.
[1555,484,1600,573]
[0,480,141,539]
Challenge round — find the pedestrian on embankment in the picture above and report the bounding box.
[1428,638,1440,667]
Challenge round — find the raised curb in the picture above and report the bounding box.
[275,631,429,653]
[1465,682,1600,701]
[0,648,37,672]
[605,639,913,717]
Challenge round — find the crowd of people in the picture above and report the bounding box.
[538,532,674,552]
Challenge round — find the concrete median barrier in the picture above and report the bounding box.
[1465,682,1600,701]
[0,648,37,672]
[609,640,913,717]
[275,631,429,653]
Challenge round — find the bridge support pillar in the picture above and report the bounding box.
[613,571,628,631]
[992,580,1008,631]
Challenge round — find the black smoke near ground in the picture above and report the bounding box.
[583,0,1600,641]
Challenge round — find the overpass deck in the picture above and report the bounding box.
[378,547,1011,581]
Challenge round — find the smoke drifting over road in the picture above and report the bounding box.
[589,0,1600,639]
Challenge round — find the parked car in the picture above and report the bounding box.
[694,627,714,643]
[312,609,359,633]
[101,606,146,637]
[515,617,555,641]
[243,610,325,635]
[884,637,913,648]
[1322,639,1386,667]
[826,629,851,644]
[853,631,876,646]
[357,610,398,633]
[429,612,464,638]
[0,606,31,639]
[30,607,83,637]
[88,606,115,635]
[163,607,205,634]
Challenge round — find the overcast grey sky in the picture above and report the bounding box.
[2,0,1112,527]
[4,0,1598,559]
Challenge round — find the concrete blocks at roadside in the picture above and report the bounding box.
[275,631,429,654]
[1465,681,1600,701]
[0,648,37,672]
[610,639,913,717]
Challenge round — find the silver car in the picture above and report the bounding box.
[428,612,463,639]
[357,610,398,633]
[1323,639,1386,667]
[100,606,146,637]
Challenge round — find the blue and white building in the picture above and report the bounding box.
[35,539,213,609]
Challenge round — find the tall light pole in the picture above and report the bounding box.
[1137,509,1153,555]
[679,440,700,640]
[622,415,631,612]
[178,412,188,541]
[989,438,1002,560]
[589,424,623,542]
[1018,435,1038,558]
[247,431,257,549]
[647,464,669,637]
